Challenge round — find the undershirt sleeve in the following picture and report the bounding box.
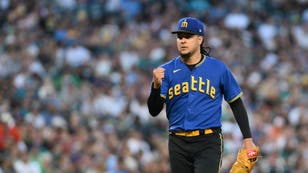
[147,83,165,117]
[229,98,252,139]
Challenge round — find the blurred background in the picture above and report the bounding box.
[0,0,307,173]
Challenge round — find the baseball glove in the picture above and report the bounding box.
[230,147,259,173]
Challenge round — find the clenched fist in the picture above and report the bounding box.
[152,67,165,89]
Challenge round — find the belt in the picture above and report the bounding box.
[169,128,214,137]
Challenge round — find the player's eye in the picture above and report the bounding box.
[177,34,194,39]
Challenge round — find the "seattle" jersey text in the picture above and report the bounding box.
[168,76,216,99]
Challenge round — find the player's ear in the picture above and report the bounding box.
[198,36,204,45]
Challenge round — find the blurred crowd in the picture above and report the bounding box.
[0,0,307,173]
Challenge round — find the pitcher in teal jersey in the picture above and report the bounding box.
[147,17,258,173]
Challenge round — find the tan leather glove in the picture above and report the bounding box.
[230,147,259,173]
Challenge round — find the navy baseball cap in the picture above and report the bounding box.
[172,17,205,36]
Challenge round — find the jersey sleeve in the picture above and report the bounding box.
[221,66,242,103]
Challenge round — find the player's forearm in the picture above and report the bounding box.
[229,98,252,139]
[147,83,164,116]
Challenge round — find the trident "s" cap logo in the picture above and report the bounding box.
[181,20,188,28]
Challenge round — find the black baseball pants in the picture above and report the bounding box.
[168,130,223,173]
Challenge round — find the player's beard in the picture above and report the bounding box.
[180,52,191,59]
[180,48,197,59]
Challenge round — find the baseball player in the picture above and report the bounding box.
[147,17,259,173]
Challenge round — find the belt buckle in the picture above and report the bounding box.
[187,130,199,137]
[173,129,213,137]
[176,130,199,137]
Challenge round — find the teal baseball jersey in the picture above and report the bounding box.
[160,55,243,131]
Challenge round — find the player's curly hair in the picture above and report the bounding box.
[200,39,211,56]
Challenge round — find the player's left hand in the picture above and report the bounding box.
[242,138,256,150]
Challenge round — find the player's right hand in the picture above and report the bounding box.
[152,67,165,89]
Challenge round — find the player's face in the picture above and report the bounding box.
[176,33,202,58]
